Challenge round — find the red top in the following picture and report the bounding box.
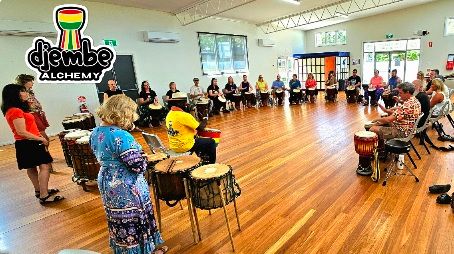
[305,79,317,89]
[5,108,40,140]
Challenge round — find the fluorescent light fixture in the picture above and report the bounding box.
[335,12,349,18]
[282,0,301,5]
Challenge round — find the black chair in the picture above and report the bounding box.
[382,139,420,186]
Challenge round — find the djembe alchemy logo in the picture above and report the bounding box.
[25,4,116,83]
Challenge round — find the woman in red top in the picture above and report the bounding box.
[305,73,317,103]
[1,84,64,205]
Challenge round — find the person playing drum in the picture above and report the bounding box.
[289,74,303,104]
[365,69,384,106]
[208,78,229,114]
[369,82,421,157]
[305,73,317,103]
[239,74,255,107]
[256,75,270,106]
[347,69,361,100]
[224,76,240,109]
[324,71,338,102]
[271,74,285,106]
[165,99,217,164]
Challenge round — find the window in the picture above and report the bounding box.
[315,30,347,47]
[445,17,454,36]
[198,32,248,75]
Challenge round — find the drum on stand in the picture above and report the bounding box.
[152,155,202,243]
[68,133,100,191]
[190,163,241,250]
[354,131,379,181]
[145,152,169,185]
[58,129,80,167]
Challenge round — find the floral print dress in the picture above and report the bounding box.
[90,126,163,254]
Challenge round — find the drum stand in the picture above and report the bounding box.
[382,153,419,186]
[151,176,200,244]
[191,181,241,251]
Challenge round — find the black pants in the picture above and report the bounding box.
[191,138,216,164]
[210,97,226,112]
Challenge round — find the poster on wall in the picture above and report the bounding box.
[445,17,454,36]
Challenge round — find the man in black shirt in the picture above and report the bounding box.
[103,79,124,102]
[347,69,361,103]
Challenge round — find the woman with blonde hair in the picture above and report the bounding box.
[90,95,167,254]
[430,79,450,116]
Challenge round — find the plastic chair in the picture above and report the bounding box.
[415,108,436,155]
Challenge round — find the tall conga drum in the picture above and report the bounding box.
[260,90,270,106]
[368,87,377,105]
[196,99,209,120]
[326,85,337,102]
[149,103,164,127]
[354,131,379,181]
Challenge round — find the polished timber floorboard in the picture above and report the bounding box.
[0,93,453,254]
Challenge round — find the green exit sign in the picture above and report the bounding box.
[385,33,394,39]
[103,39,118,47]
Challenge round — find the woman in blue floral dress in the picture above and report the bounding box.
[90,95,167,254]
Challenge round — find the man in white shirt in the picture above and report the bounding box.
[190,77,204,101]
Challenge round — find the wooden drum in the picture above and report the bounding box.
[354,131,379,180]
[190,164,241,210]
[153,155,201,206]
[145,152,169,185]
[197,128,221,146]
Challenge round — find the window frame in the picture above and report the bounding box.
[197,32,249,76]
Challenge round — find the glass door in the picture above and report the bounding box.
[390,52,406,80]
[375,52,390,80]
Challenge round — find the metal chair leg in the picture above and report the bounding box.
[409,140,421,159]
[406,152,417,169]
[402,161,420,182]
[422,132,431,154]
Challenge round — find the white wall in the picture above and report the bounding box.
[0,0,304,145]
[304,0,454,78]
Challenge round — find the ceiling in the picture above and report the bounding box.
[85,0,436,30]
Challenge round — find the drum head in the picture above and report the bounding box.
[292,89,300,93]
[354,130,377,138]
[155,155,201,173]
[149,104,163,110]
[218,97,227,102]
[347,86,355,90]
[368,88,376,91]
[65,130,90,140]
[75,135,90,144]
[147,152,168,162]
[191,163,230,180]
[276,89,283,93]
[308,87,315,90]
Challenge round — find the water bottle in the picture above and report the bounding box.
[398,154,404,169]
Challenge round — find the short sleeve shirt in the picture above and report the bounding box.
[166,109,199,152]
[5,107,40,140]
[166,90,180,99]
[392,96,421,136]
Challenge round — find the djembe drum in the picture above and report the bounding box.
[368,87,377,105]
[68,133,100,191]
[244,92,254,107]
[153,155,201,206]
[326,85,337,102]
[145,152,169,185]
[196,99,209,120]
[382,89,397,108]
[260,90,270,106]
[58,129,80,167]
[190,164,241,210]
[354,131,379,181]
[274,88,284,105]
[197,128,221,146]
[149,103,164,127]
[307,87,316,103]
[346,85,357,103]
[232,93,242,109]
[190,163,241,250]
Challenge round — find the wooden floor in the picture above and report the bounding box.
[1,93,453,254]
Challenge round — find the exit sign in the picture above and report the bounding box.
[385,33,393,39]
[103,39,118,47]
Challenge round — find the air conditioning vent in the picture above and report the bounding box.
[143,31,180,43]
[0,20,56,37]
